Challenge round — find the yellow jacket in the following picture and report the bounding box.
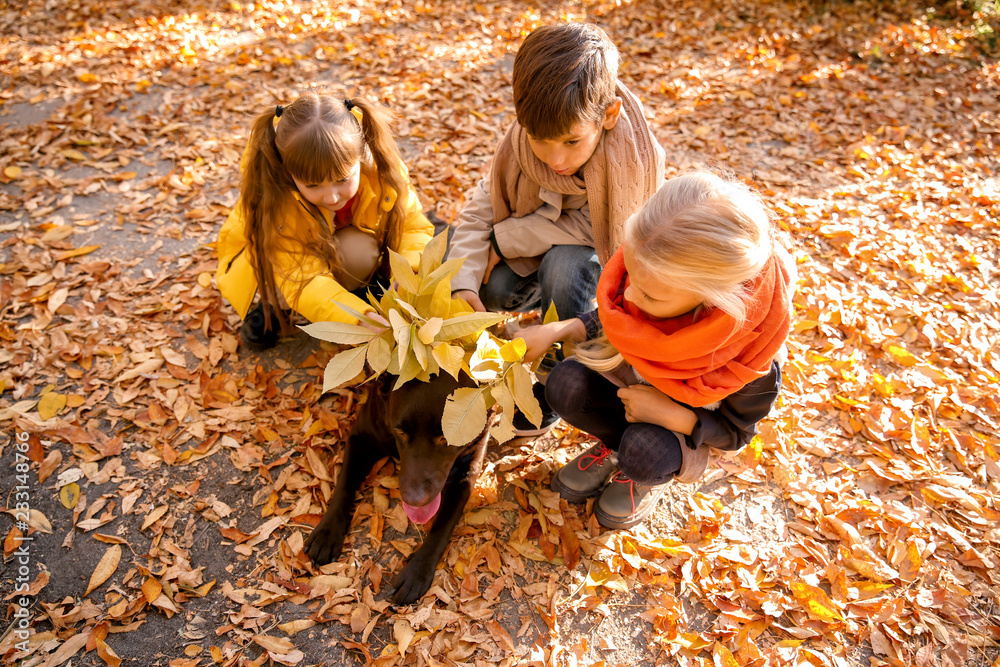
[216,164,433,324]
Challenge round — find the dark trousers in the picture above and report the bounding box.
[478,245,601,322]
[545,359,684,486]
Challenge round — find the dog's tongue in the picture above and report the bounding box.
[401,493,441,525]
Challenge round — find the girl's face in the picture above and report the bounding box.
[292,161,362,214]
[622,242,703,320]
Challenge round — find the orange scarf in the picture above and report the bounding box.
[597,247,794,407]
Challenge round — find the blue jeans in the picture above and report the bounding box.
[545,359,684,485]
[479,245,601,321]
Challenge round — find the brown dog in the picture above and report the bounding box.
[304,372,487,604]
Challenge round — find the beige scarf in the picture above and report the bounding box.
[489,82,665,264]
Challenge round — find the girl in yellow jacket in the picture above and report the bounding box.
[216,93,434,348]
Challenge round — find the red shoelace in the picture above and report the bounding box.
[578,443,613,471]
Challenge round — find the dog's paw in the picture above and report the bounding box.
[304,526,346,565]
[390,557,435,605]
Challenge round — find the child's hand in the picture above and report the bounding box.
[515,324,561,363]
[454,290,486,312]
[617,385,697,434]
[515,318,586,363]
[482,246,502,284]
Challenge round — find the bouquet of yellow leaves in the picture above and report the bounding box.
[302,232,542,447]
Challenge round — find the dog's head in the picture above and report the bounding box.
[387,372,478,519]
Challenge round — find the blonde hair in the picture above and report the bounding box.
[575,171,779,372]
[240,93,407,331]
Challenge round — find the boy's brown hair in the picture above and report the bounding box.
[512,23,620,140]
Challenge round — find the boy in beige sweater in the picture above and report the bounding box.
[447,22,666,434]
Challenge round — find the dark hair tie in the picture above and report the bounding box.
[275,105,284,118]
[343,99,354,111]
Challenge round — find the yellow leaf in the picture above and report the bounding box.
[582,561,628,592]
[76,71,98,83]
[38,392,66,421]
[509,363,540,427]
[302,321,377,345]
[197,272,213,288]
[499,337,527,362]
[62,149,87,161]
[790,581,842,622]
[85,545,122,596]
[322,346,369,392]
[417,317,442,344]
[542,300,560,324]
[59,483,80,509]
[3,165,21,179]
[392,353,424,389]
[442,387,487,447]
[367,333,392,375]
[884,344,918,367]
[412,336,428,370]
[432,342,465,379]
[436,312,505,341]
[429,279,452,318]
[418,257,464,296]
[418,230,448,277]
[388,249,418,294]
[490,383,517,444]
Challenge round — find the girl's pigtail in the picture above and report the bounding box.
[241,108,293,330]
[348,97,406,253]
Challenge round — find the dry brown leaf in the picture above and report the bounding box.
[84,545,121,596]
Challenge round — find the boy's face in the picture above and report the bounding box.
[525,98,621,176]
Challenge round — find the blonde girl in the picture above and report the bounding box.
[516,171,795,529]
[216,93,433,347]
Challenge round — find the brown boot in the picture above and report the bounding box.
[594,472,665,530]
[550,443,618,503]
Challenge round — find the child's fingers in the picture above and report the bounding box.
[482,246,501,284]
[456,290,486,312]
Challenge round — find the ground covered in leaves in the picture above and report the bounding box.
[1,0,999,665]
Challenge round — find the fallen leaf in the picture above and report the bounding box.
[84,545,121,596]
